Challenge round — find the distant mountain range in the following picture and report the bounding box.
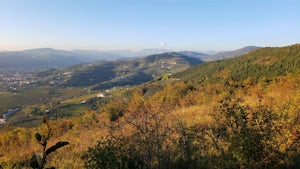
[0,48,106,70]
[0,48,172,70]
[207,46,261,61]
[176,46,261,62]
[0,46,260,70]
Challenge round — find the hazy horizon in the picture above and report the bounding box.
[1,0,299,51]
[0,45,263,54]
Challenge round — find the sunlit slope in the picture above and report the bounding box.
[174,44,300,84]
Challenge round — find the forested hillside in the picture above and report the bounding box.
[1,45,300,169]
[174,44,300,84]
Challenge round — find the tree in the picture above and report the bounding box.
[30,117,69,169]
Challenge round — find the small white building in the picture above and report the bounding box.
[80,100,87,104]
[96,93,105,98]
[0,118,6,124]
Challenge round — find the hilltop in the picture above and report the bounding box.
[37,52,204,89]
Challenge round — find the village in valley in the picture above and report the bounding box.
[0,70,37,92]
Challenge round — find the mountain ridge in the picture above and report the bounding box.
[208,46,261,61]
[0,46,261,70]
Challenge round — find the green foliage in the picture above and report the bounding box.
[175,45,300,85]
[161,72,172,80]
[85,136,145,169]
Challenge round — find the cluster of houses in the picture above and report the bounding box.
[0,107,21,124]
[0,71,36,91]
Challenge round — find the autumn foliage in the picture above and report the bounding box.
[1,45,300,168]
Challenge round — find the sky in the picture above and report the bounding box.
[0,0,299,51]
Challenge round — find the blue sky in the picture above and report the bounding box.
[1,0,299,51]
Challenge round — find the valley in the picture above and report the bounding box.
[0,45,300,168]
[0,51,204,127]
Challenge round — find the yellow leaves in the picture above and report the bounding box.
[243,77,254,86]
[170,106,215,128]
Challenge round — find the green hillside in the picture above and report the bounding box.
[174,44,300,84]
